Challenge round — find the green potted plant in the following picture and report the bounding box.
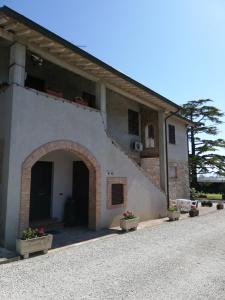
[217,202,224,210]
[120,211,139,232]
[167,206,180,221]
[189,207,199,217]
[16,227,53,259]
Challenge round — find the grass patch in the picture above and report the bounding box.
[206,194,222,200]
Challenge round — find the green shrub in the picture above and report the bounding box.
[168,206,178,212]
[198,194,207,198]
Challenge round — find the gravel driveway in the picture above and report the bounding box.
[1,210,225,300]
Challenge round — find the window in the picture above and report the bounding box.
[168,124,176,144]
[169,166,177,179]
[107,177,127,208]
[145,123,155,148]
[128,109,139,135]
[112,184,124,205]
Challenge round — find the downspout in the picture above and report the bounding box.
[164,108,181,208]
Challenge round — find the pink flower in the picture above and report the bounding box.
[37,227,45,236]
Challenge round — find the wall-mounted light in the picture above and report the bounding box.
[31,54,43,66]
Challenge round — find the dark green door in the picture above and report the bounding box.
[29,161,53,222]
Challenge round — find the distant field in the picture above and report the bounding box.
[206,194,222,200]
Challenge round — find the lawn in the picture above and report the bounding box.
[206,194,222,200]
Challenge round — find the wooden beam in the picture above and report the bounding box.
[0,27,14,41]
[16,29,31,36]
[50,47,66,54]
[29,36,44,43]
[0,16,9,25]
[4,22,19,31]
[26,43,99,82]
[106,82,160,111]
[59,52,75,58]
[39,42,55,48]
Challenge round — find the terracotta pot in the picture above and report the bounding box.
[217,203,224,210]
[189,209,199,217]
[120,217,139,232]
[16,234,53,259]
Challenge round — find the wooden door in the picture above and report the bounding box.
[29,161,53,222]
[72,161,89,226]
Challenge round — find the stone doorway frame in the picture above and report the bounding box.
[19,140,101,234]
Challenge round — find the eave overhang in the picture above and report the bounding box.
[0,6,181,113]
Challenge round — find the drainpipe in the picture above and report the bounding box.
[165,108,181,208]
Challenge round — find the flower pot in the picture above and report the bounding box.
[217,203,224,210]
[167,210,180,221]
[120,217,139,232]
[189,209,199,217]
[16,234,53,259]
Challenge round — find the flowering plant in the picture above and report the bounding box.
[121,211,136,220]
[167,205,178,212]
[21,227,46,240]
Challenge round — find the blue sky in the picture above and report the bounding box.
[1,0,225,153]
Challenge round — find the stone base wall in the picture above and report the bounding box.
[169,160,190,200]
[141,158,190,200]
[141,157,161,189]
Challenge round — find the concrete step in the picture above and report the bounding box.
[0,247,20,265]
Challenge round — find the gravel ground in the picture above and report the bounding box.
[1,210,225,300]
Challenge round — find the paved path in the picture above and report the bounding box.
[1,209,225,299]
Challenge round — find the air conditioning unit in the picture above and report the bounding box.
[132,141,143,152]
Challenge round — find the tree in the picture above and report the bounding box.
[180,99,225,189]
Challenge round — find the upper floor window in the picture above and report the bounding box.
[168,124,176,144]
[145,123,155,148]
[128,109,139,136]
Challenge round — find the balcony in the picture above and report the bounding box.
[25,51,98,109]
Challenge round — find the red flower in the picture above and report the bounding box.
[37,227,45,236]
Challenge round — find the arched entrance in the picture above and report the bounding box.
[19,140,101,234]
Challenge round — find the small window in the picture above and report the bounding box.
[128,109,139,136]
[112,184,124,205]
[169,166,177,179]
[107,177,127,208]
[145,124,155,148]
[168,124,176,144]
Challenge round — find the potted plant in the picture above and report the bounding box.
[217,202,224,210]
[167,206,180,221]
[16,227,53,259]
[189,207,199,217]
[208,201,213,207]
[120,211,139,232]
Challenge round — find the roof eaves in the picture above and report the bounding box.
[0,5,180,111]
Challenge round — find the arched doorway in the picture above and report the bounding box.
[19,140,101,234]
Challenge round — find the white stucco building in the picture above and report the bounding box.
[0,6,191,249]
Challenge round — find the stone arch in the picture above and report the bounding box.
[19,140,101,233]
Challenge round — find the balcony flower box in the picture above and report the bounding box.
[16,227,53,259]
[46,88,63,98]
[120,211,139,232]
[73,96,88,106]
